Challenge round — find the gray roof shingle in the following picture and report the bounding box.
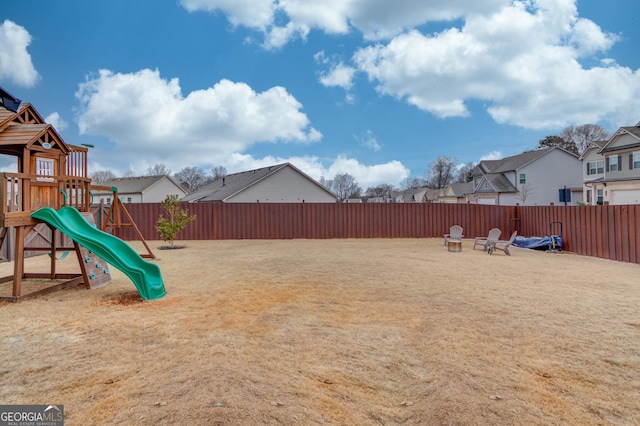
[93,175,183,194]
[480,147,565,174]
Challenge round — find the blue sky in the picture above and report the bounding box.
[1,0,639,188]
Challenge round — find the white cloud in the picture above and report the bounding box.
[325,155,409,188]
[319,62,356,90]
[45,112,68,131]
[352,1,640,129]
[179,0,275,30]
[75,68,321,172]
[356,130,381,152]
[179,0,509,48]
[479,151,502,161]
[222,153,409,188]
[0,20,39,87]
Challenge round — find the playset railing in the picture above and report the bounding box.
[0,172,91,226]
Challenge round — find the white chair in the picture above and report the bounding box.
[488,231,518,256]
[473,228,502,251]
[444,225,463,245]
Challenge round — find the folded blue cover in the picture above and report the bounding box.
[512,235,562,250]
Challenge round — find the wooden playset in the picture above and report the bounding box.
[0,92,154,302]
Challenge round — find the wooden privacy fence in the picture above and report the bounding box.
[104,202,640,264]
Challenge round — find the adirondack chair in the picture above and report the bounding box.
[473,228,502,251]
[444,225,463,245]
[488,231,518,256]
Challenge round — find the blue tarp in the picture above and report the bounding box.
[512,235,562,251]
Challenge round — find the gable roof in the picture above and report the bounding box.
[474,174,517,193]
[93,175,186,195]
[598,124,640,154]
[478,147,574,175]
[182,162,337,202]
[397,186,438,202]
[447,181,473,197]
[0,106,69,156]
[578,140,607,160]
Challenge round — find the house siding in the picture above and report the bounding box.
[227,166,337,203]
[514,150,583,206]
[144,180,187,202]
[588,127,640,205]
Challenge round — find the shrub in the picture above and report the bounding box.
[155,195,196,247]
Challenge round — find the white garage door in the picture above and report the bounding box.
[611,190,640,205]
[477,198,496,205]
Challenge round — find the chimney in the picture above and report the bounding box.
[222,177,225,186]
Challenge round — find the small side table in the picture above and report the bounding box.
[447,239,462,252]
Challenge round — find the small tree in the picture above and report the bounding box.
[155,195,196,247]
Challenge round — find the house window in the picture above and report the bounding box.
[597,189,603,204]
[608,155,619,172]
[519,173,526,184]
[106,197,111,204]
[35,158,54,181]
[588,160,604,175]
[586,190,592,203]
[127,197,132,203]
[633,152,640,169]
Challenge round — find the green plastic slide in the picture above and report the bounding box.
[31,206,166,300]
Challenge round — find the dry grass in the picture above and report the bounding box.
[1,239,639,425]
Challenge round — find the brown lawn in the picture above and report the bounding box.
[1,239,639,425]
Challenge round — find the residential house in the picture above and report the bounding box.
[440,182,474,203]
[395,186,439,203]
[469,147,583,206]
[584,121,640,205]
[579,140,607,205]
[92,175,188,204]
[181,163,339,203]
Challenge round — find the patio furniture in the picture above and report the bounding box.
[488,231,518,256]
[444,225,463,246]
[473,228,502,251]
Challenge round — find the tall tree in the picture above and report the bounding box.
[560,124,609,155]
[325,173,361,200]
[90,169,117,183]
[174,166,207,192]
[147,163,171,176]
[400,176,426,190]
[426,156,455,189]
[537,135,578,155]
[365,184,395,200]
[212,165,227,180]
[455,162,476,183]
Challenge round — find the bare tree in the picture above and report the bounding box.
[174,166,207,192]
[147,163,171,176]
[426,156,455,189]
[455,162,476,183]
[325,173,361,200]
[560,124,609,155]
[365,184,395,201]
[517,183,535,205]
[90,169,117,183]
[400,176,426,190]
[212,165,227,180]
